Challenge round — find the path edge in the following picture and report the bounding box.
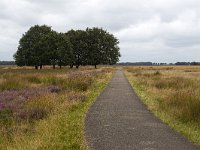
[84,69,117,149]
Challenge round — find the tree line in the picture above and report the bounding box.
[174,62,200,65]
[117,62,200,66]
[0,61,15,65]
[14,25,121,69]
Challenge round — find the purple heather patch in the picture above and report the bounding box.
[67,70,100,78]
[0,86,61,122]
[0,86,60,110]
[0,102,4,110]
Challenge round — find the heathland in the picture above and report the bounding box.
[0,66,114,149]
[125,66,200,146]
[1,65,200,149]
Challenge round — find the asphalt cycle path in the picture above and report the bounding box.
[85,69,199,150]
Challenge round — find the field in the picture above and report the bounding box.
[125,66,200,146]
[0,66,114,150]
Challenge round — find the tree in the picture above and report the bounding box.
[66,30,87,68]
[190,62,200,65]
[42,31,74,69]
[56,33,74,69]
[14,25,52,69]
[102,32,121,65]
[86,27,121,68]
[14,25,121,69]
[43,31,59,69]
[13,47,26,66]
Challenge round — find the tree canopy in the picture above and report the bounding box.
[86,27,120,68]
[14,25,121,69]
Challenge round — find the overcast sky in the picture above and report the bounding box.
[0,0,200,63]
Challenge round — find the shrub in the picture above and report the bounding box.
[17,94,57,122]
[25,75,41,84]
[41,75,66,86]
[0,108,13,127]
[66,75,94,91]
[0,87,60,123]
[42,75,58,85]
[0,86,60,105]
[0,102,4,110]
[25,107,48,120]
[68,92,86,102]
[153,71,161,76]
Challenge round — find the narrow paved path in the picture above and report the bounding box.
[85,69,199,150]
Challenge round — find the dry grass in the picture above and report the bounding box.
[0,66,114,149]
[125,66,200,146]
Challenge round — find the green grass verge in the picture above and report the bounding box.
[125,71,200,148]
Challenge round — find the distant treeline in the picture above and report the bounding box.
[117,62,200,66]
[174,62,200,65]
[117,62,153,66]
[1,61,200,66]
[0,61,15,65]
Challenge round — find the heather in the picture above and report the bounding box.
[125,66,200,146]
[0,86,60,104]
[0,86,60,125]
[0,66,114,149]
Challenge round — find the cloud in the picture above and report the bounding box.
[0,0,200,62]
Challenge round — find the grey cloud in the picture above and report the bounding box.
[0,0,200,62]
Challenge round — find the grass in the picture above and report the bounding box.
[125,66,200,147]
[0,78,27,91]
[0,66,114,149]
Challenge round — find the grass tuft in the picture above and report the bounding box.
[0,78,27,91]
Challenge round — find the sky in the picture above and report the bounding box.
[0,0,200,63]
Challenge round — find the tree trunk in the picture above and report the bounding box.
[76,65,79,69]
[70,64,73,68]
[95,64,97,69]
[35,65,38,70]
[40,65,42,69]
[53,64,55,69]
[59,60,62,69]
